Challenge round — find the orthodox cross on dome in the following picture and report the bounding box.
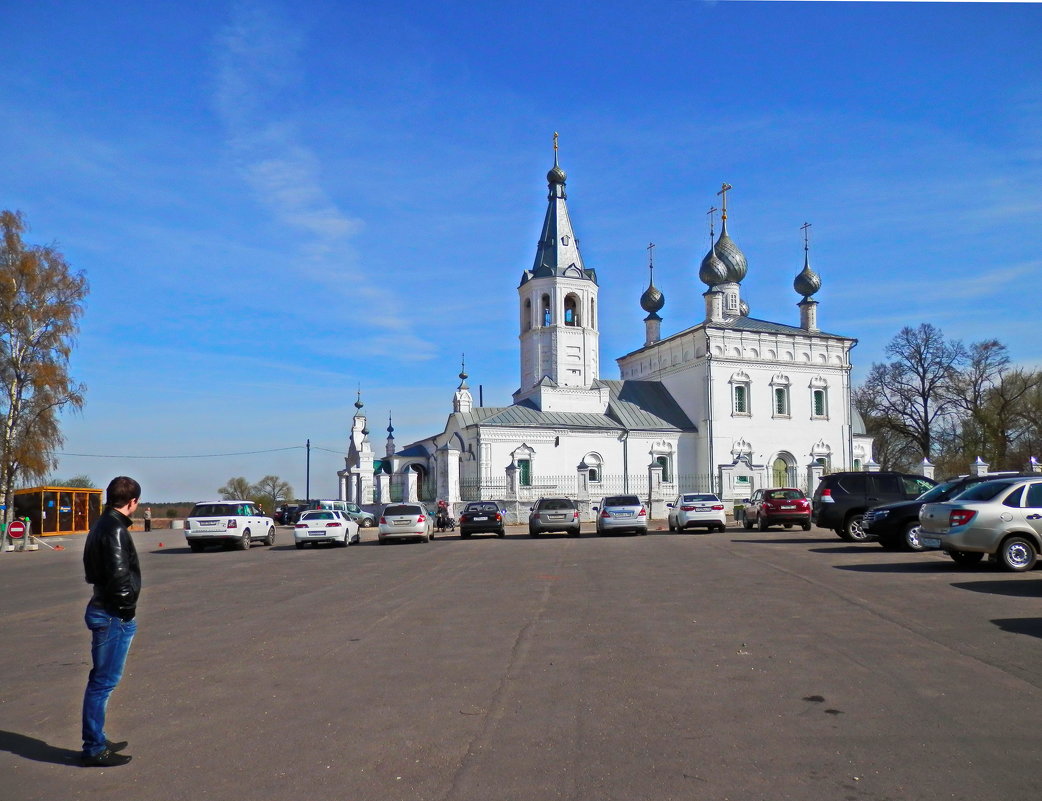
[458,353,469,387]
[801,221,812,253]
[553,131,559,151]
[646,242,656,271]
[717,183,733,221]
[706,206,718,242]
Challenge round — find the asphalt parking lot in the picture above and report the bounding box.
[1,522,1041,801]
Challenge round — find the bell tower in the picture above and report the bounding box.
[514,134,602,412]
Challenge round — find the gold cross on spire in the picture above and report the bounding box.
[801,221,812,252]
[707,206,718,240]
[553,131,559,151]
[647,242,655,266]
[717,183,732,220]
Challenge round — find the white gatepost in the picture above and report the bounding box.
[865,459,881,473]
[807,462,825,494]
[376,472,391,504]
[440,447,461,506]
[404,470,419,503]
[920,458,935,481]
[970,456,990,477]
[576,460,592,521]
[647,462,666,520]
[1029,456,1041,474]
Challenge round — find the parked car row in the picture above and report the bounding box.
[275,500,376,528]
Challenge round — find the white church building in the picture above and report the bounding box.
[339,143,874,519]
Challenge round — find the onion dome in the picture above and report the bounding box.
[739,300,749,316]
[640,282,664,314]
[547,162,567,185]
[353,390,364,417]
[794,251,822,297]
[387,414,394,435]
[714,218,747,283]
[699,241,728,286]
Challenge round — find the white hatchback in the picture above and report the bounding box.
[378,503,434,544]
[185,500,277,551]
[293,509,359,549]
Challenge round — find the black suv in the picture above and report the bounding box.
[811,471,936,542]
[864,472,1038,552]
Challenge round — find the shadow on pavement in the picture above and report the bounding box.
[0,730,80,766]
[992,617,1042,639]
[952,579,1042,598]
[834,561,952,574]
[733,537,830,545]
[807,545,877,554]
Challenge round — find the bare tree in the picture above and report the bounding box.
[0,211,88,522]
[857,324,965,461]
[253,475,293,513]
[218,477,254,500]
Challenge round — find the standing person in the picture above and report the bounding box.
[143,506,152,532]
[80,476,141,767]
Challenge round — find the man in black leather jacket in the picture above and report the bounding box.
[80,476,141,767]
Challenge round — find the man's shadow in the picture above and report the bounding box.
[0,730,81,765]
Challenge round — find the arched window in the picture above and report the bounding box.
[524,298,532,332]
[655,455,671,482]
[564,294,580,327]
[541,294,551,326]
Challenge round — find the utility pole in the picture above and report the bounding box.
[306,438,311,503]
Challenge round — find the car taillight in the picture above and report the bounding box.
[638,507,647,517]
[601,510,611,518]
[379,517,386,525]
[495,513,502,521]
[573,510,579,520]
[295,523,307,528]
[417,515,426,523]
[326,522,340,527]
[227,519,237,528]
[712,505,724,510]
[950,509,977,527]
[680,505,695,512]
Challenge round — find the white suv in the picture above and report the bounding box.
[185,500,276,551]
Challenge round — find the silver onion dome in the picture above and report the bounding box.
[547,163,567,184]
[714,219,747,283]
[699,241,728,286]
[739,300,749,316]
[640,282,665,314]
[794,253,822,297]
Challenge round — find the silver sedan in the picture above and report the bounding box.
[378,503,434,544]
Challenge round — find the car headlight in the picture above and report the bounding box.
[872,509,890,519]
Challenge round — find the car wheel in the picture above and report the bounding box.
[338,532,350,547]
[997,536,1038,572]
[948,549,984,567]
[461,531,472,538]
[188,541,205,552]
[743,513,753,531]
[361,517,374,527]
[529,527,539,537]
[265,527,276,546]
[717,524,727,533]
[294,542,305,550]
[238,530,251,550]
[802,521,812,532]
[901,521,926,552]
[568,528,580,537]
[378,537,387,545]
[758,515,768,532]
[844,514,871,542]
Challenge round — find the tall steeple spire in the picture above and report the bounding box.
[640,242,665,346]
[525,133,596,283]
[453,353,473,413]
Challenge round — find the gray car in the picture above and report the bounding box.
[919,476,1042,571]
[528,497,581,537]
[594,495,648,535]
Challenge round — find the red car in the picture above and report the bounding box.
[742,488,812,531]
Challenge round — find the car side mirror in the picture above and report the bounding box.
[743,498,750,504]
[592,506,599,511]
[666,503,673,508]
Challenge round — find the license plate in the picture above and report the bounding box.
[474,516,488,521]
[695,506,709,512]
[200,521,217,526]
[614,512,633,518]
[921,536,942,549]
[393,520,411,526]
[781,505,795,510]
[309,531,326,537]
[550,515,565,520]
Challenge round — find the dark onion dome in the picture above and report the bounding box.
[547,163,567,184]
[699,241,728,286]
[739,300,749,316]
[714,219,747,283]
[794,253,822,297]
[640,282,665,314]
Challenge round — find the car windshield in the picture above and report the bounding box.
[955,480,1022,502]
[384,504,422,516]
[189,504,238,517]
[682,494,718,502]
[917,480,962,502]
[765,489,805,500]
[539,499,574,510]
[301,511,334,520]
[465,503,499,513]
[603,496,640,507]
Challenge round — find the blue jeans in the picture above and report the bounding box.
[82,602,137,756]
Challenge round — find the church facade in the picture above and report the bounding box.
[340,144,873,517]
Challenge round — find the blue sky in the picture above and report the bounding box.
[3,1,1040,502]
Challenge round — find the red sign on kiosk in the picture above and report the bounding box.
[7,520,26,539]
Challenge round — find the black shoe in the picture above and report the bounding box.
[81,748,132,767]
[106,740,129,753]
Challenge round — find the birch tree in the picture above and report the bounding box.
[0,211,88,522]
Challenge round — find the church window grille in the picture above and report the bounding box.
[524,298,532,331]
[853,458,862,471]
[655,455,671,482]
[774,387,790,417]
[517,459,532,487]
[812,388,828,418]
[588,467,599,483]
[733,384,749,415]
